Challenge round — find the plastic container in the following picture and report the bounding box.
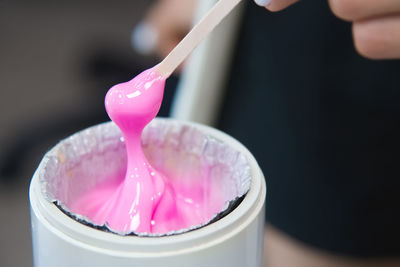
[29,118,266,267]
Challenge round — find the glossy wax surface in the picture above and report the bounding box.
[70,68,224,234]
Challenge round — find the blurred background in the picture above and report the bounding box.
[0,1,180,265]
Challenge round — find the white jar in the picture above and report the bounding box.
[30,118,266,267]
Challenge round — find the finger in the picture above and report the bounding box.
[267,0,300,12]
[157,31,183,58]
[254,0,299,12]
[329,0,400,21]
[148,0,195,57]
[353,15,400,59]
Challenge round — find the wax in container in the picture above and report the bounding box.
[30,118,266,267]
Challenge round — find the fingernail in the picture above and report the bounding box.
[254,0,272,7]
[131,22,158,55]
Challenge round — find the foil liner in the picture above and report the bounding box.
[38,119,251,236]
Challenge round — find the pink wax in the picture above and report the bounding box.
[69,67,224,234]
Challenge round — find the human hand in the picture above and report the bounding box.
[132,0,197,60]
[254,0,400,59]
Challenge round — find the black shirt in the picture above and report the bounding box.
[218,1,400,257]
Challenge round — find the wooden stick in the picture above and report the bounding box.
[157,0,243,78]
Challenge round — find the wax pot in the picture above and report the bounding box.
[30,118,266,267]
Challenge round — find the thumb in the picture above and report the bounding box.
[254,0,299,12]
